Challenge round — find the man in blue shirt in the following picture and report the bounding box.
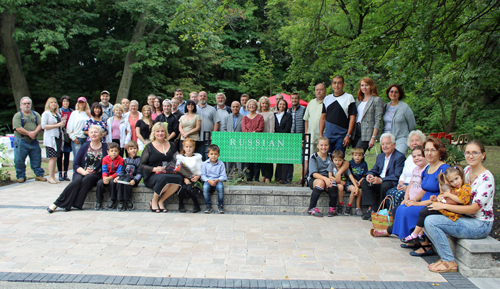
[239,93,250,116]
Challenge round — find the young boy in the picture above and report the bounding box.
[347,147,368,215]
[327,150,358,215]
[113,140,142,211]
[201,144,227,214]
[95,142,124,210]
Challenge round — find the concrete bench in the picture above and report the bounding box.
[84,184,354,214]
[447,235,500,277]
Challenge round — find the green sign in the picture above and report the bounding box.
[211,131,303,164]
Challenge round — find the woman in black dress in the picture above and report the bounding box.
[274,99,293,184]
[136,105,153,151]
[47,125,108,212]
[139,122,183,213]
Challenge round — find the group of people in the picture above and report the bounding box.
[12,76,495,274]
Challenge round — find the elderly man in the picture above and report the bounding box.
[121,98,130,113]
[100,90,114,121]
[154,100,179,141]
[319,76,356,153]
[360,133,406,220]
[12,97,46,183]
[197,91,220,159]
[215,93,231,130]
[171,97,184,120]
[221,101,244,172]
[239,93,250,116]
[189,91,199,105]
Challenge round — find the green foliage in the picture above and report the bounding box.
[0,144,11,182]
[441,138,466,167]
[239,50,281,97]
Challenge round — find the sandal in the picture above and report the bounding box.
[149,201,160,213]
[429,261,458,273]
[370,228,389,237]
[158,202,167,213]
[400,243,421,249]
[410,245,436,257]
[429,259,443,270]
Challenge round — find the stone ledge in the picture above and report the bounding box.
[447,235,500,278]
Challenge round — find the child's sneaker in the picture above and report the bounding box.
[327,207,337,217]
[355,208,363,216]
[336,205,343,215]
[218,205,225,214]
[127,200,134,211]
[117,201,124,211]
[308,207,323,217]
[344,206,352,216]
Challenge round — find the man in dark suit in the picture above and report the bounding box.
[222,101,243,172]
[360,133,406,220]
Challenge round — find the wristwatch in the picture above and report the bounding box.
[346,134,351,138]
[371,135,376,139]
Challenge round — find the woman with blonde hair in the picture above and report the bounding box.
[66,97,90,156]
[106,104,132,157]
[242,99,265,182]
[140,122,183,213]
[136,105,153,151]
[258,96,275,183]
[42,97,66,184]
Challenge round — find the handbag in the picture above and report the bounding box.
[63,131,71,144]
[371,195,395,231]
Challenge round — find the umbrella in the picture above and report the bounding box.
[269,93,309,108]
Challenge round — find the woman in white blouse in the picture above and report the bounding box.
[41,97,66,184]
[66,97,90,157]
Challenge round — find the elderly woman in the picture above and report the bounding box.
[47,126,108,212]
[106,104,131,157]
[42,97,66,184]
[382,84,416,154]
[242,99,264,182]
[58,95,73,181]
[66,97,90,156]
[139,122,183,213]
[125,100,143,143]
[258,96,275,183]
[385,130,427,210]
[424,140,495,273]
[83,102,108,142]
[372,137,449,257]
[353,77,384,151]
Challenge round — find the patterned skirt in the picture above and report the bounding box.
[46,137,62,158]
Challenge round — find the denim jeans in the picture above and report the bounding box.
[71,137,87,158]
[14,136,45,179]
[328,137,345,153]
[203,181,224,206]
[424,215,493,262]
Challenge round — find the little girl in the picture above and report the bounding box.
[401,166,471,244]
[176,138,202,213]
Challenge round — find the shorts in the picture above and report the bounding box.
[343,181,354,192]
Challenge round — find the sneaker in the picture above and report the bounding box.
[336,205,343,215]
[218,205,225,214]
[106,200,117,210]
[327,207,337,217]
[401,234,426,244]
[204,206,213,214]
[192,205,201,213]
[362,209,373,220]
[117,201,124,211]
[17,178,25,183]
[35,176,47,182]
[127,200,134,211]
[355,208,363,216]
[95,201,102,210]
[308,207,323,217]
[344,206,352,216]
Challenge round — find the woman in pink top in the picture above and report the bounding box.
[151,96,163,121]
[241,99,264,181]
[127,100,141,142]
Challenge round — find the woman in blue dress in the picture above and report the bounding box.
[371,137,449,257]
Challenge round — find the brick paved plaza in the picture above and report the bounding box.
[0,177,483,288]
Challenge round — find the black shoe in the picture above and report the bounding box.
[117,201,124,211]
[106,200,117,210]
[344,206,352,216]
[336,205,343,215]
[179,206,187,213]
[192,205,201,213]
[127,200,134,211]
[218,205,225,214]
[63,172,70,181]
[95,202,102,210]
[58,173,64,182]
[204,206,213,214]
[362,209,373,220]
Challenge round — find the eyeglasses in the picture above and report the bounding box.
[424,149,437,153]
[464,152,482,157]
[22,103,31,105]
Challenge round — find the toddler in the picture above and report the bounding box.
[327,150,359,215]
[347,147,368,215]
[201,144,227,214]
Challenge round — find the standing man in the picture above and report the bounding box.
[197,91,220,160]
[174,89,186,113]
[121,98,130,114]
[154,100,179,142]
[189,91,199,105]
[221,101,243,172]
[100,90,114,121]
[319,76,356,153]
[215,93,231,131]
[147,94,155,110]
[171,97,184,120]
[239,93,250,116]
[288,92,306,182]
[12,97,46,183]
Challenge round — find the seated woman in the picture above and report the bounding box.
[372,137,449,257]
[47,125,108,212]
[139,122,183,213]
[424,140,494,273]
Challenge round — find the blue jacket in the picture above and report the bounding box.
[201,159,227,182]
[73,141,108,176]
[367,149,406,186]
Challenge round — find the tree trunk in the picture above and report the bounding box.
[0,11,31,111]
[115,13,148,103]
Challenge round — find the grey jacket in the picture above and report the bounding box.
[383,101,416,143]
[288,105,305,133]
[221,113,243,132]
[354,96,384,141]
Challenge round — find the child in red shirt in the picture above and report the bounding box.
[95,142,124,210]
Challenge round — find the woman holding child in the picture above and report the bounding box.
[424,140,494,273]
[47,125,108,212]
[140,122,183,213]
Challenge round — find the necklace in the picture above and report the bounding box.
[89,142,102,151]
[155,140,166,154]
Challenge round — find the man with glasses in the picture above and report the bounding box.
[359,133,405,220]
[12,97,46,183]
